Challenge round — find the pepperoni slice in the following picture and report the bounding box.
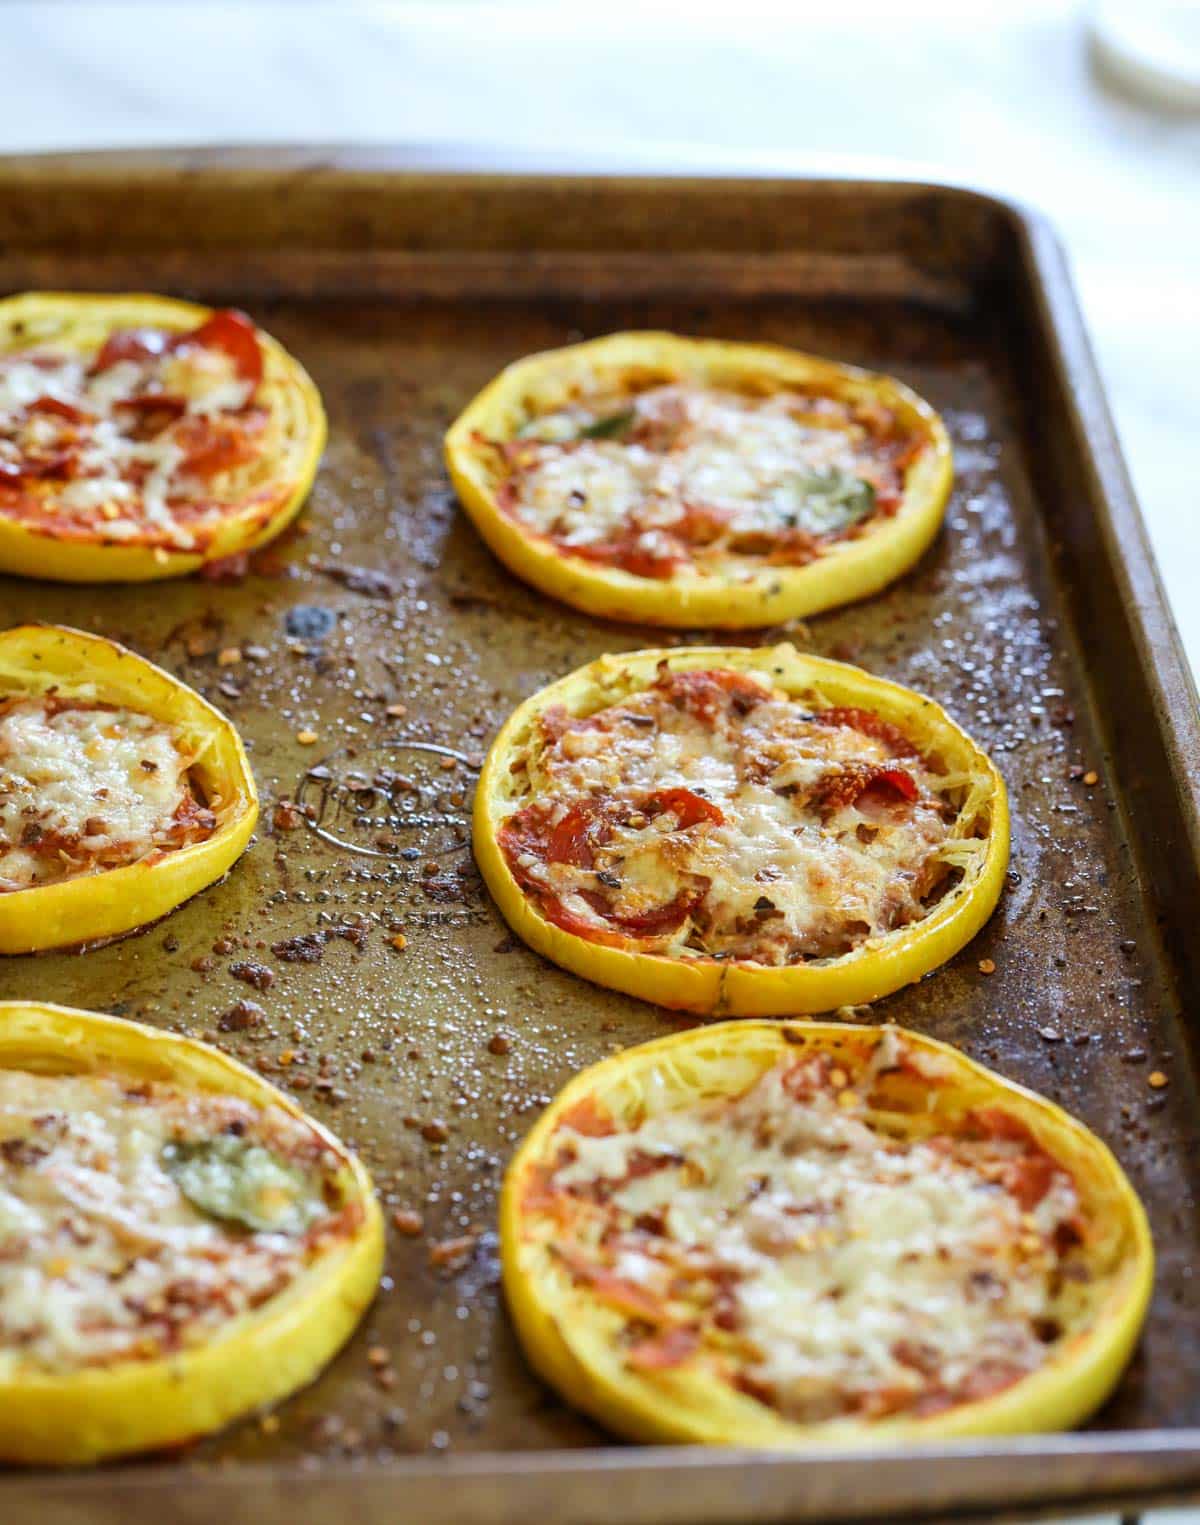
[173,410,265,478]
[584,886,705,938]
[557,1096,617,1138]
[93,310,263,386]
[501,789,719,875]
[656,667,770,724]
[999,1153,1059,1212]
[645,787,724,830]
[553,1247,668,1323]
[970,1107,1036,1145]
[500,790,714,943]
[185,309,264,385]
[115,393,187,420]
[569,534,684,580]
[28,395,90,424]
[626,1325,700,1371]
[814,706,916,757]
[93,327,173,372]
[811,762,918,814]
[675,501,732,546]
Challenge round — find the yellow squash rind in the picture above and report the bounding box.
[0,1001,384,1465]
[0,624,258,953]
[0,293,325,582]
[502,1019,1153,1448]
[445,332,952,628]
[474,644,1009,1015]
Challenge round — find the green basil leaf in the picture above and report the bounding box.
[578,408,635,440]
[162,1136,326,1235]
[786,468,876,532]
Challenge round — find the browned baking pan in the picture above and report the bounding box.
[1,146,1198,1524]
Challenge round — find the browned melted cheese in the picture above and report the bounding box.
[525,1032,1087,1423]
[499,667,959,963]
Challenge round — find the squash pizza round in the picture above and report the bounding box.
[0,1001,384,1464]
[474,645,1008,1015]
[501,1020,1152,1447]
[0,624,257,953]
[0,293,325,581]
[444,332,951,627]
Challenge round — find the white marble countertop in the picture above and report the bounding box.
[3,4,1199,1519]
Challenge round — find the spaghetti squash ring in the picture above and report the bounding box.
[0,1001,384,1464]
[445,332,951,627]
[474,645,1008,1015]
[0,292,325,581]
[501,1020,1152,1447]
[0,624,258,953]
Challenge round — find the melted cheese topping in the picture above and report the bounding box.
[500,669,957,964]
[0,1068,342,1376]
[0,698,204,891]
[536,1035,1084,1422]
[500,384,916,576]
[0,334,258,551]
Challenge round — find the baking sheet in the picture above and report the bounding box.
[1,150,1199,1523]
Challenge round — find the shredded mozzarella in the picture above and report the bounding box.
[0,699,196,890]
[505,384,908,572]
[502,671,959,963]
[0,1069,339,1376]
[541,1041,1083,1421]
[0,330,259,549]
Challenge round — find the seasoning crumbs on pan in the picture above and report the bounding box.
[978,958,996,975]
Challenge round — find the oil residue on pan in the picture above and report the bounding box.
[0,290,1189,1468]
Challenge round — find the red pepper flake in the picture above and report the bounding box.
[393,1209,424,1236]
[230,962,275,991]
[218,999,265,1032]
[429,1234,478,1270]
[421,1119,450,1144]
[273,800,305,831]
[488,1032,512,1055]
